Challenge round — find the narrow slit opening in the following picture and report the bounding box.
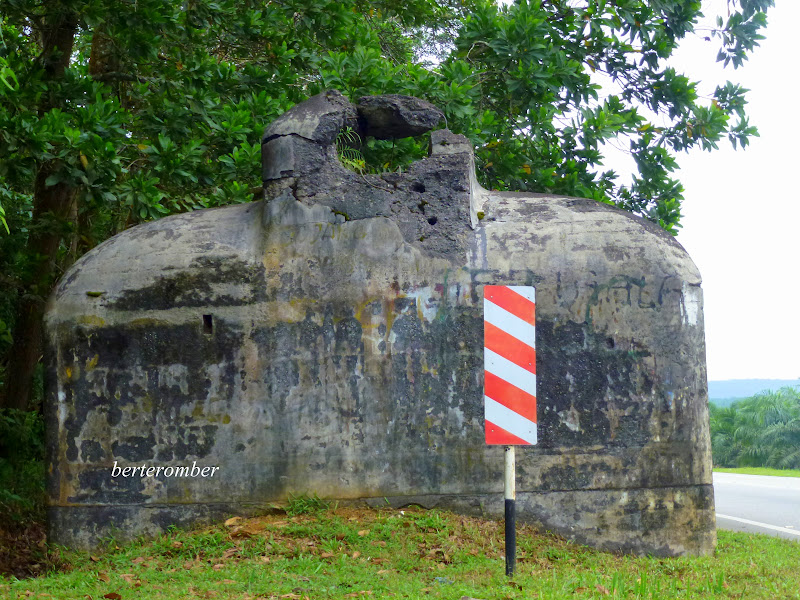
[203,314,213,334]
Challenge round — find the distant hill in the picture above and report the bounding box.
[708,379,800,406]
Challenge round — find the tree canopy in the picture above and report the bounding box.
[0,0,774,410]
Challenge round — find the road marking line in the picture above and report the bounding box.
[716,513,800,537]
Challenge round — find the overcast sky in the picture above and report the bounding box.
[666,0,799,381]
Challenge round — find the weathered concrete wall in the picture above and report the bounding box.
[45,91,715,555]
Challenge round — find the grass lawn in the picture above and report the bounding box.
[713,467,800,478]
[2,504,799,600]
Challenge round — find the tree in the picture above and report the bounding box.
[0,0,773,410]
[447,0,773,230]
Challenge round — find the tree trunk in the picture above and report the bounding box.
[65,195,79,265]
[1,9,78,411]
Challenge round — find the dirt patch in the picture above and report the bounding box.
[0,520,69,579]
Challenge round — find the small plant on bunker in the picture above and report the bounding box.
[285,492,333,516]
[336,127,366,173]
[95,528,123,553]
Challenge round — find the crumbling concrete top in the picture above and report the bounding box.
[262,91,444,144]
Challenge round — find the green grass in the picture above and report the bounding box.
[286,492,335,517]
[2,506,800,600]
[714,467,800,478]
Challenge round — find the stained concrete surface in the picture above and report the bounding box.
[46,91,715,555]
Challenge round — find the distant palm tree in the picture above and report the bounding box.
[709,387,800,469]
[709,404,741,467]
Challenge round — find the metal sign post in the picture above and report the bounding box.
[483,285,537,578]
[504,445,516,576]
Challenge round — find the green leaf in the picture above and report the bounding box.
[44,174,61,187]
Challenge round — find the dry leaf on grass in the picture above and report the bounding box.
[224,517,242,527]
[98,572,110,583]
[357,530,369,536]
[231,527,257,539]
[102,594,122,600]
[595,584,610,595]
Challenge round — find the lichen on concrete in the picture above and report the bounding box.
[45,91,714,556]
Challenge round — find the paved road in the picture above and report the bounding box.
[714,472,800,540]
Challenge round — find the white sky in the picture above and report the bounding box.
[667,0,800,380]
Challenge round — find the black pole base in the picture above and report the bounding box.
[505,498,516,577]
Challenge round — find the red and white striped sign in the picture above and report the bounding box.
[484,285,537,445]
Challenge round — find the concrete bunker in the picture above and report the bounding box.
[45,91,715,555]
